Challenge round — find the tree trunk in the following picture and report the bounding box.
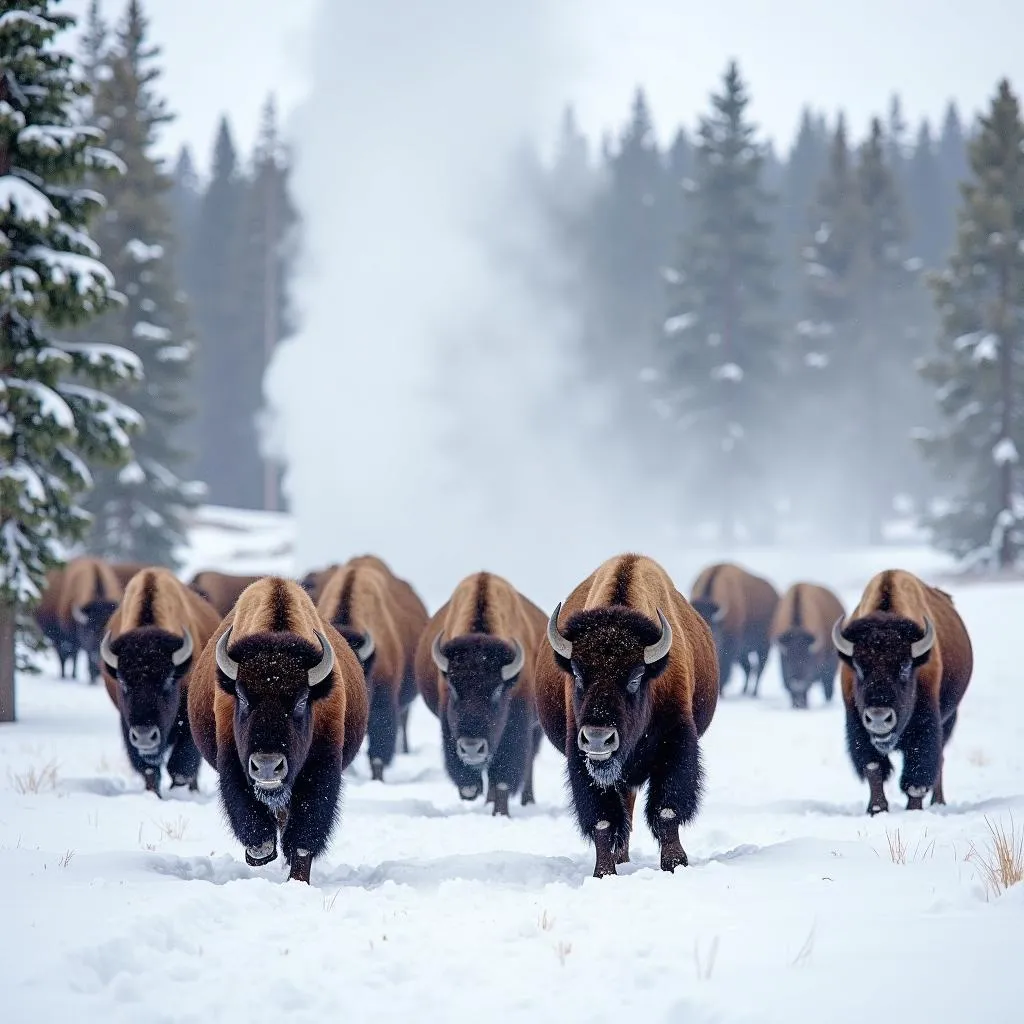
[0,601,16,723]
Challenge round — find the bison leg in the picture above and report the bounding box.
[520,726,542,807]
[167,717,202,791]
[616,789,637,864]
[216,747,278,865]
[119,718,163,796]
[845,704,893,814]
[485,778,496,804]
[367,683,400,782]
[931,711,957,806]
[645,717,702,872]
[486,699,532,816]
[280,744,343,884]
[567,752,630,877]
[400,705,411,754]
[749,641,770,697]
[898,699,942,811]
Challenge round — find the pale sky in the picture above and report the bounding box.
[65,0,1023,175]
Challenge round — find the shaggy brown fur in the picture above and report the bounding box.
[101,569,221,795]
[57,557,124,684]
[35,567,78,678]
[535,553,718,877]
[836,569,973,814]
[298,565,340,602]
[770,582,845,708]
[414,571,546,815]
[316,556,428,779]
[691,562,779,696]
[188,571,263,617]
[188,577,369,882]
[110,562,150,589]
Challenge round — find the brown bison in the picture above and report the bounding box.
[691,563,779,697]
[188,577,369,883]
[298,565,339,603]
[58,557,123,684]
[832,569,973,815]
[35,567,79,679]
[415,571,545,816]
[770,582,845,708]
[537,554,719,877]
[100,568,220,796]
[110,562,149,589]
[188,571,263,617]
[316,556,428,780]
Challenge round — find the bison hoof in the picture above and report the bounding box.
[906,795,924,811]
[521,789,535,807]
[867,800,889,816]
[492,784,510,817]
[460,785,481,800]
[593,859,618,878]
[370,758,385,782]
[614,845,631,865]
[659,840,688,873]
[288,849,313,884]
[245,839,277,867]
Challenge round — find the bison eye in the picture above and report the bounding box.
[571,661,584,692]
[236,688,250,714]
[626,667,644,695]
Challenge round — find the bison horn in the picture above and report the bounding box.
[501,639,525,682]
[72,605,88,625]
[215,627,239,681]
[431,632,449,674]
[911,616,936,659]
[712,603,726,624]
[100,630,118,671]
[171,627,193,667]
[831,616,854,658]
[356,630,375,663]
[307,629,335,686]
[546,603,572,660]
[643,609,673,665]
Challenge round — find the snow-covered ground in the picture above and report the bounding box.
[2,512,1022,1023]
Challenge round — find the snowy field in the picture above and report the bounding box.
[2,512,1023,1023]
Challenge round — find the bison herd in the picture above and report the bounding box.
[33,553,974,882]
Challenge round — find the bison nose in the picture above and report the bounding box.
[249,752,288,787]
[862,706,897,735]
[128,725,161,752]
[578,725,619,761]
[455,737,489,766]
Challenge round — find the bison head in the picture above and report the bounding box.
[335,626,376,685]
[215,626,336,808]
[73,599,119,682]
[547,603,672,787]
[431,632,524,772]
[775,627,822,708]
[832,614,935,753]
[101,626,193,763]
[691,598,726,642]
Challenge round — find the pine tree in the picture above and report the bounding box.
[905,120,947,267]
[657,62,779,540]
[169,144,199,289]
[0,2,142,720]
[76,0,200,566]
[917,80,1024,568]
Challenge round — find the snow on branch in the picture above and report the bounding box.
[133,321,172,343]
[664,312,697,335]
[26,246,114,295]
[57,341,142,380]
[3,377,75,430]
[59,384,143,450]
[993,438,1019,465]
[0,175,57,227]
[53,223,100,257]
[0,460,46,508]
[18,124,101,156]
[123,240,165,264]
[0,11,53,34]
[83,147,127,175]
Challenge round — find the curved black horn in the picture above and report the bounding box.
[911,616,935,659]
[711,603,726,624]
[171,627,193,667]
[546,603,572,660]
[831,616,854,658]
[215,627,239,681]
[643,609,673,664]
[501,639,525,681]
[356,630,375,663]
[307,629,335,686]
[100,630,118,671]
[431,632,449,674]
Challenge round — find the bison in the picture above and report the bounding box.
[298,565,339,603]
[99,568,220,796]
[188,571,263,617]
[110,561,150,589]
[58,557,123,684]
[832,569,973,815]
[691,562,779,697]
[537,554,719,877]
[35,568,79,679]
[770,582,845,708]
[414,571,545,816]
[316,556,428,780]
[187,577,369,883]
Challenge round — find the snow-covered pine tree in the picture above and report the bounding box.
[917,80,1024,569]
[657,61,778,541]
[76,0,200,567]
[0,2,141,721]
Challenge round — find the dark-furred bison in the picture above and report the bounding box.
[35,568,78,679]
[770,582,845,708]
[832,569,973,815]
[188,570,262,617]
[414,571,545,816]
[188,577,369,883]
[691,562,778,697]
[316,555,428,780]
[100,568,221,796]
[537,553,719,877]
[58,557,123,684]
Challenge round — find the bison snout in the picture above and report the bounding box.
[578,725,620,761]
[455,737,490,766]
[249,752,288,788]
[862,706,897,735]
[128,725,161,753]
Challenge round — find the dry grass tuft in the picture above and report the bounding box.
[791,924,816,967]
[538,909,555,932]
[555,940,572,966]
[694,936,720,980]
[57,849,75,868]
[884,828,936,865]
[969,815,1024,898]
[967,748,991,767]
[8,759,59,794]
[154,815,189,842]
